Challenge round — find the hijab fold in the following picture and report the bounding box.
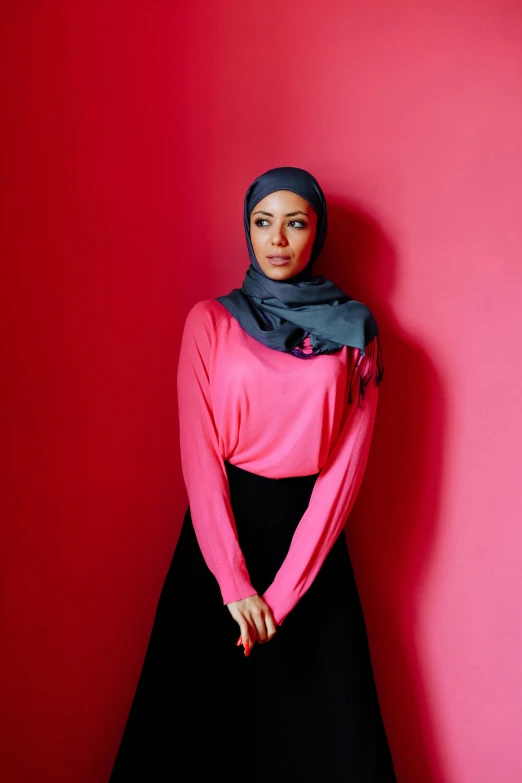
[216,166,384,407]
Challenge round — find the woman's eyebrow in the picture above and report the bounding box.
[252,210,309,217]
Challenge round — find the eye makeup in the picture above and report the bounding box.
[253,218,308,229]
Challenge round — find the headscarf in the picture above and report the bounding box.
[215,166,383,406]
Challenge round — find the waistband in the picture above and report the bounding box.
[224,459,320,483]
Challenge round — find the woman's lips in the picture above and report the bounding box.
[267,255,291,266]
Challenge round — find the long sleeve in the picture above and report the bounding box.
[261,346,380,626]
[176,301,257,605]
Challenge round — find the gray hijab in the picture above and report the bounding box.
[216,166,383,405]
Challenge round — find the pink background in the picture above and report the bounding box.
[2,1,522,781]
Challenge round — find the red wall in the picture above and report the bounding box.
[2,2,522,781]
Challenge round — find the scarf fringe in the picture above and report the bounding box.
[347,333,385,408]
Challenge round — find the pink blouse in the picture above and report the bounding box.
[176,299,379,626]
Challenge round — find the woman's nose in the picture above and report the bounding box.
[271,225,287,245]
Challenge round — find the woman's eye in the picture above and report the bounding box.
[254,218,307,228]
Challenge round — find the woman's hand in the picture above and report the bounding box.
[226,594,277,655]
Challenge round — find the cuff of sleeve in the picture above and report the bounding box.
[219,572,258,606]
[260,584,295,627]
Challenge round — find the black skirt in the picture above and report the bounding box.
[110,461,397,782]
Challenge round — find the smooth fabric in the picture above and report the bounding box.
[176,298,380,625]
[110,461,397,782]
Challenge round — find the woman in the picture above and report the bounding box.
[110,166,396,781]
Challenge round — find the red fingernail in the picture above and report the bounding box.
[236,637,242,647]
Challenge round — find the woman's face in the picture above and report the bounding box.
[249,190,318,281]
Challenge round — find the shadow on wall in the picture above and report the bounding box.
[319,198,447,783]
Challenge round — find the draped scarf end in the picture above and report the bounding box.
[347,333,384,408]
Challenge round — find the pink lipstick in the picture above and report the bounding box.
[267,255,291,266]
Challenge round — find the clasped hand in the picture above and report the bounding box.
[226,594,277,656]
